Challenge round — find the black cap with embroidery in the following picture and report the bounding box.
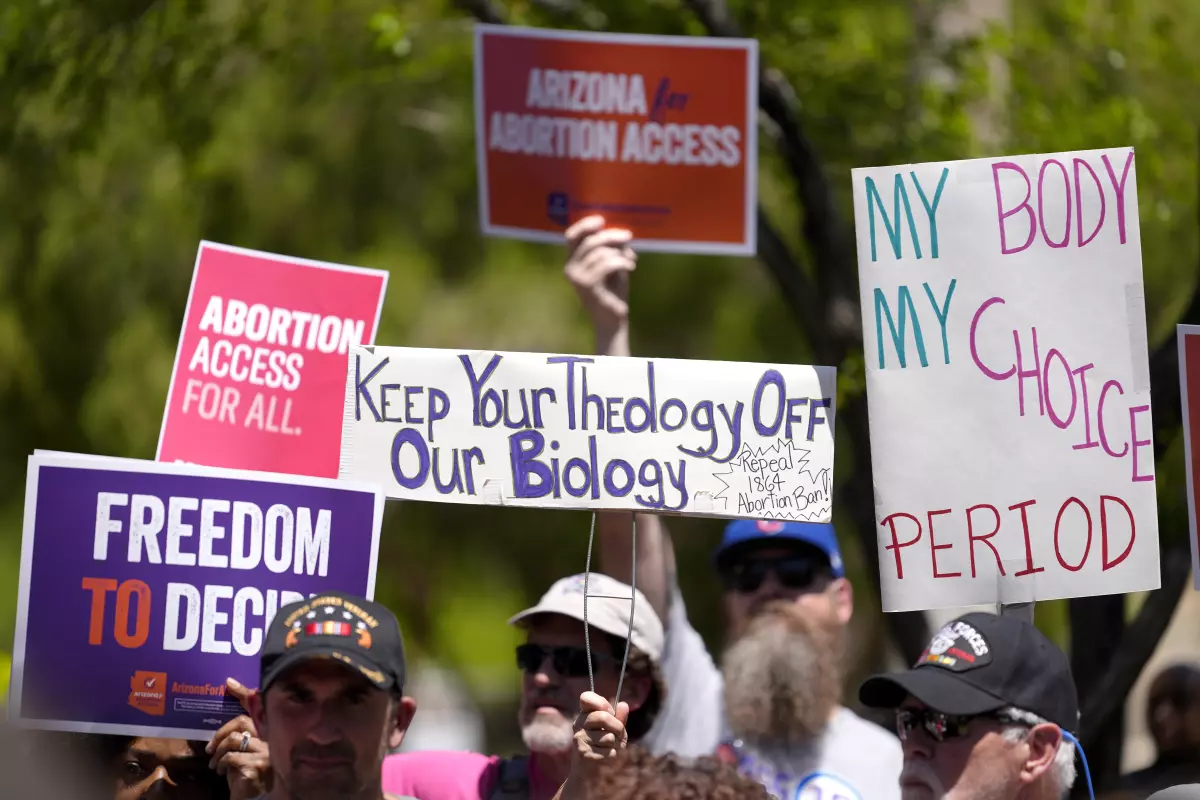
[259,591,406,694]
[858,611,1079,732]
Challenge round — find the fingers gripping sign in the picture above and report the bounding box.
[206,678,271,800]
[556,690,631,800]
[573,690,630,765]
[565,215,637,328]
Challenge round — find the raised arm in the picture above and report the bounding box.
[564,215,674,623]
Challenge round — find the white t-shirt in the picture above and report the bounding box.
[640,582,903,800]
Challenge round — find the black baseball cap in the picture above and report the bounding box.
[260,591,406,694]
[859,612,1079,732]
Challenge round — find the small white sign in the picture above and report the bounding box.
[339,346,836,520]
[851,146,1159,611]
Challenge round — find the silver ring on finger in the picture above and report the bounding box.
[239,731,251,752]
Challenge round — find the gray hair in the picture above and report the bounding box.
[999,706,1077,797]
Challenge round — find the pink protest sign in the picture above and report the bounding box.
[157,241,388,478]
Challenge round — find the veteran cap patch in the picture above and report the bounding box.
[918,619,993,672]
[859,611,1079,732]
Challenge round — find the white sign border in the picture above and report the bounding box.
[155,240,391,463]
[473,23,759,256]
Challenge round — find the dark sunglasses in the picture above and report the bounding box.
[895,708,1026,743]
[516,644,612,678]
[721,555,829,594]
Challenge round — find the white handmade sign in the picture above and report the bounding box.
[851,146,1159,612]
[340,346,836,519]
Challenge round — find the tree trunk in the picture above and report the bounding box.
[1069,595,1127,795]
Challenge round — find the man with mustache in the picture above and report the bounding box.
[245,591,418,800]
[563,215,902,799]
[859,612,1079,800]
[382,572,665,799]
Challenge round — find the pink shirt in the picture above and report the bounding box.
[381,751,560,800]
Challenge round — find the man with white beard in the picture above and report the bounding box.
[383,572,665,800]
[563,215,902,800]
[858,612,1080,800]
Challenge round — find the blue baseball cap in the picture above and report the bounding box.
[713,519,845,577]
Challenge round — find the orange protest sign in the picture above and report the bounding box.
[474,25,758,256]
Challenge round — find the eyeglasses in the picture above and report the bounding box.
[721,555,829,594]
[515,644,612,678]
[895,708,1026,743]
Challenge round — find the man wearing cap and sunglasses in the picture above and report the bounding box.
[245,591,418,800]
[859,612,1080,800]
[563,216,902,800]
[382,572,665,800]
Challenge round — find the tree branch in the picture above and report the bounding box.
[683,0,928,659]
[682,0,862,350]
[1073,214,1200,748]
[1078,536,1191,749]
[454,0,504,25]
[754,203,830,355]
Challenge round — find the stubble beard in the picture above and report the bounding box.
[521,713,575,754]
[283,769,361,800]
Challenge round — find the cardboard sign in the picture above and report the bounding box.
[9,452,383,738]
[1178,325,1200,589]
[158,241,388,478]
[474,24,758,255]
[851,147,1159,612]
[340,345,835,518]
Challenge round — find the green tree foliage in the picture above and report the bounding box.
[0,0,1198,758]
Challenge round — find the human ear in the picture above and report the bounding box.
[387,696,418,750]
[1019,723,1063,784]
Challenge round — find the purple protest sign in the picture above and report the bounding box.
[9,452,383,739]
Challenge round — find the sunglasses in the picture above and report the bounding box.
[721,555,829,594]
[515,644,612,678]
[895,708,1025,743]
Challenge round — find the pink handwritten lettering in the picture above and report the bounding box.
[969,297,1153,483]
[992,151,1134,254]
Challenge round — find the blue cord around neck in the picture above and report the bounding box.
[1062,731,1095,800]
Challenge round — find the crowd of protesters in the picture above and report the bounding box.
[6,217,1200,800]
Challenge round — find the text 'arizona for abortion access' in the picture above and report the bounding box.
[474,25,757,255]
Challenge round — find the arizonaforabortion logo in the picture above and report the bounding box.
[129,670,168,716]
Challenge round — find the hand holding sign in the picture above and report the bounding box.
[565,215,637,327]
[207,678,270,800]
[556,691,629,800]
[573,690,629,762]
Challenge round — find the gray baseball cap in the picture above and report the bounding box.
[508,573,664,662]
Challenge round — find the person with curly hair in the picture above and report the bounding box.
[554,691,771,800]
